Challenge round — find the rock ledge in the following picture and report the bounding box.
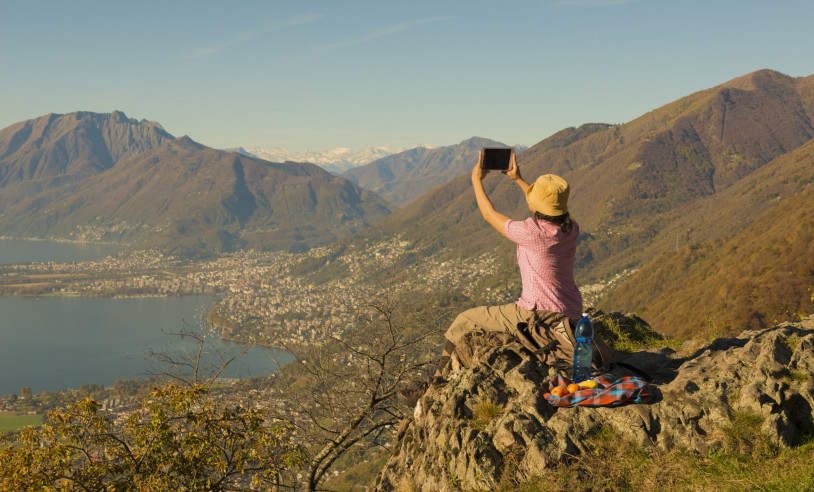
[372,315,814,491]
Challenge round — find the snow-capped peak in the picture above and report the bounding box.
[244,144,416,174]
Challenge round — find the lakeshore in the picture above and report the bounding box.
[0,237,122,265]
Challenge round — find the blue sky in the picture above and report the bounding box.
[1,0,812,152]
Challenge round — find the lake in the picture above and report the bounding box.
[0,295,293,396]
[0,238,122,264]
[0,239,293,396]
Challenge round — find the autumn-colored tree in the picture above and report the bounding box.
[0,384,305,491]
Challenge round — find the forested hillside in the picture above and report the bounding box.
[603,140,814,337]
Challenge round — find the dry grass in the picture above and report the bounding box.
[499,422,814,491]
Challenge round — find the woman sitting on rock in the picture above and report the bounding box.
[425,150,583,387]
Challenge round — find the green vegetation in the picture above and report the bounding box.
[440,457,464,490]
[593,314,679,353]
[704,315,727,342]
[721,411,778,458]
[322,453,389,492]
[725,387,741,403]
[471,400,504,431]
[0,413,42,432]
[781,370,810,385]
[783,333,803,350]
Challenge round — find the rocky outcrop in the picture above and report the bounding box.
[372,314,814,491]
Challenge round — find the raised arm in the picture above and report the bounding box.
[504,151,530,193]
[471,152,510,237]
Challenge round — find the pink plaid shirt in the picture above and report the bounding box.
[504,217,582,320]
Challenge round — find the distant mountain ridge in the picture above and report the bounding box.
[0,112,391,252]
[342,137,527,207]
[0,111,173,208]
[240,145,418,174]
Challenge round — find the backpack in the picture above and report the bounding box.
[514,310,613,377]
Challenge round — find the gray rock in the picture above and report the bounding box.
[371,316,814,491]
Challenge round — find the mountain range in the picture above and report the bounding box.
[341,137,525,208]
[238,144,412,175]
[0,112,390,252]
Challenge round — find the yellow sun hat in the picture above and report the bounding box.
[525,174,570,216]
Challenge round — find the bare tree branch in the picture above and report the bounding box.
[143,318,254,388]
[269,265,448,491]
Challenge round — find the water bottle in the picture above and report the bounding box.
[572,313,594,383]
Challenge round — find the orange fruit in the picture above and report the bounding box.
[551,385,568,397]
[566,383,580,394]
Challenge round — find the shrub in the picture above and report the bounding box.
[0,385,305,491]
[471,400,504,430]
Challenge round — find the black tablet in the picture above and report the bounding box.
[481,147,512,170]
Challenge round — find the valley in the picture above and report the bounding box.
[0,238,508,350]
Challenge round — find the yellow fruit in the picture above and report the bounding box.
[578,380,599,389]
[566,383,580,394]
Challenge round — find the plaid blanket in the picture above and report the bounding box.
[543,373,651,407]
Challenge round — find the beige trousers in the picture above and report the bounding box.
[444,303,533,347]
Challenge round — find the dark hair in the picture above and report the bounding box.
[534,211,574,234]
